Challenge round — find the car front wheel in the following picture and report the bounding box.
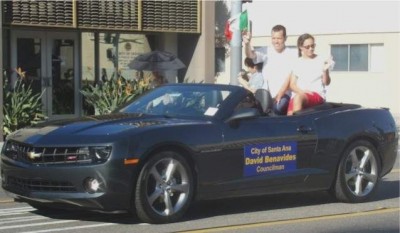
[334,140,381,203]
[134,151,194,223]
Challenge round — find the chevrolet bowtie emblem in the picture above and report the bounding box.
[27,151,42,160]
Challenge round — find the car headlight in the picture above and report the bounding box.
[89,146,112,162]
[3,141,19,159]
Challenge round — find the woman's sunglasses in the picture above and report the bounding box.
[302,44,316,49]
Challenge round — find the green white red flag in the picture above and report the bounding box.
[224,10,248,42]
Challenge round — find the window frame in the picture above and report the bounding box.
[330,43,384,72]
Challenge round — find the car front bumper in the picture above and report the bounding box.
[1,158,139,211]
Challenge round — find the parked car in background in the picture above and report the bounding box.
[1,84,398,223]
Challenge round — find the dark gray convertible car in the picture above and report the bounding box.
[1,84,398,223]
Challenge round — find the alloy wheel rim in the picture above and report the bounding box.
[146,158,190,216]
[344,146,378,197]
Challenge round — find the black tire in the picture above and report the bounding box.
[134,151,194,223]
[334,140,381,203]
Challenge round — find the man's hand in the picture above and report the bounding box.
[242,30,252,45]
[243,30,257,59]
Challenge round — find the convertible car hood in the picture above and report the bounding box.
[8,113,205,143]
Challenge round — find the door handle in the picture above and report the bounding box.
[297,125,313,134]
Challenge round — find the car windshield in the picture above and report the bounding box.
[118,84,233,118]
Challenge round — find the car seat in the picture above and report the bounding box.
[254,89,273,114]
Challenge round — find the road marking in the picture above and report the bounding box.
[20,223,117,233]
[0,219,77,230]
[0,207,34,212]
[179,207,400,233]
[0,216,45,225]
[0,206,117,232]
[0,207,35,216]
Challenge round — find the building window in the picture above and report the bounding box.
[331,44,384,72]
[370,44,384,72]
[81,32,155,115]
[99,33,153,82]
[81,32,154,86]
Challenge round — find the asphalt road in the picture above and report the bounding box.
[0,148,398,233]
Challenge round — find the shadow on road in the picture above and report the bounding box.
[184,177,399,222]
[184,190,337,221]
[30,208,138,224]
[28,190,337,224]
[27,177,399,224]
[374,179,399,201]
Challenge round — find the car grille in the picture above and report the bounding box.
[2,141,92,165]
[6,176,77,192]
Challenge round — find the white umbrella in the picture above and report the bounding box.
[128,50,186,71]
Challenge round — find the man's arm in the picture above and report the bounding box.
[242,31,256,59]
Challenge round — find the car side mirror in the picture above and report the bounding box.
[225,108,260,124]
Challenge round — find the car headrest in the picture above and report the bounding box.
[254,89,273,114]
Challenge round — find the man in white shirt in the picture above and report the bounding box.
[243,25,297,115]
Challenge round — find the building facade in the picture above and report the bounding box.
[1,0,215,121]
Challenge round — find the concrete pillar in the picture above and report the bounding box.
[161,33,178,83]
[183,1,215,83]
[201,1,216,83]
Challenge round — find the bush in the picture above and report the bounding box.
[2,68,46,137]
[81,71,151,115]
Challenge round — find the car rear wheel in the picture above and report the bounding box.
[334,140,380,203]
[134,151,194,223]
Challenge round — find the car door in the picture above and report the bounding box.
[199,112,319,197]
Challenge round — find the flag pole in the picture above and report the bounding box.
[230,0,242,86]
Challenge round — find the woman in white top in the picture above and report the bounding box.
[287,33,334,115]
